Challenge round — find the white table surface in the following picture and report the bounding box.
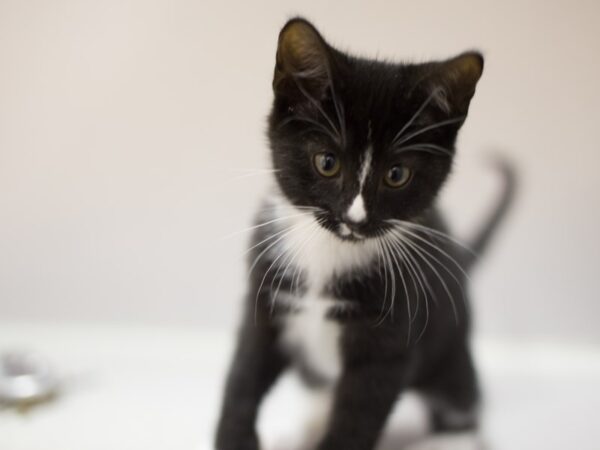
[1,322,599,450]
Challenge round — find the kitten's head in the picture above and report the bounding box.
[268,18,483,241]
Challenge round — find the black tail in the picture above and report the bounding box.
[461,156,517,271]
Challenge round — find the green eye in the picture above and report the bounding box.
[385,165,412,188]
[314,152,341,177]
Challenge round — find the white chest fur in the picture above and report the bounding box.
[280,297,343,380]
[271,197,380,381]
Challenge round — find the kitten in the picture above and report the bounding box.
[216,17,514,450]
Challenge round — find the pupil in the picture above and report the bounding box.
[323,155,334,170]
[391,167,400,181]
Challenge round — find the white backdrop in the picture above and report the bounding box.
[0,0,599,344]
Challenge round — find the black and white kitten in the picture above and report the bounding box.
[216,18,514,450]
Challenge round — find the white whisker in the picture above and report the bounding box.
[391,219,476,256]
[252,220,314,323]
[394,116,466,147]
[386,233,432,342]
[278,115,340,144]
[374,233,390,325]
[391,228,460,325]
[247,220,310,279]
[391,88,442,145]
[392,143,453,157]
[243,222,302,256]
[270,220,320,313]
[220,212,315,241]
[291,75,343,145]
[386,234,421,318]
[382,234,411,341]
[394,225,471,281]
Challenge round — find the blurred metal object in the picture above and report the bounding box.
[0,351,58,406]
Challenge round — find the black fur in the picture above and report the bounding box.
[216,18,512,450]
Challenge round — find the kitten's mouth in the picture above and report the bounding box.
[338,223,366,241]
[313,212,379,242]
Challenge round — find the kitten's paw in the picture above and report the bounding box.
[402,432,483,450]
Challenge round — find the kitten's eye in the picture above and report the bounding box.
[314,152,341,177]
[384,165,412,188]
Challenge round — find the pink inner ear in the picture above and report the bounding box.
[430,52,484,114]
[273,20,331,99]
[452,52,484,82]
[279,29,327,77]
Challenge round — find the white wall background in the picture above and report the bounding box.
[0,0,598,344]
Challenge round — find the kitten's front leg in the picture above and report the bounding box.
[317,360,405,450]
[215,310,288,450]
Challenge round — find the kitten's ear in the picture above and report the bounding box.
[428,51,484,115]
[273,18,332,101]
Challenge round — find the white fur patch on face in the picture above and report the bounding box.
[347,194,366,223]
[345,146,373,224]
[266,192,380,289]
[358,146,373,188]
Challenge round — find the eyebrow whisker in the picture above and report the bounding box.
[391,87,443,146]
[393,116,466,147]
[392,143,454,157]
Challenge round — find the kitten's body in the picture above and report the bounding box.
[251,193,476,406]
[216,18,514,450]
